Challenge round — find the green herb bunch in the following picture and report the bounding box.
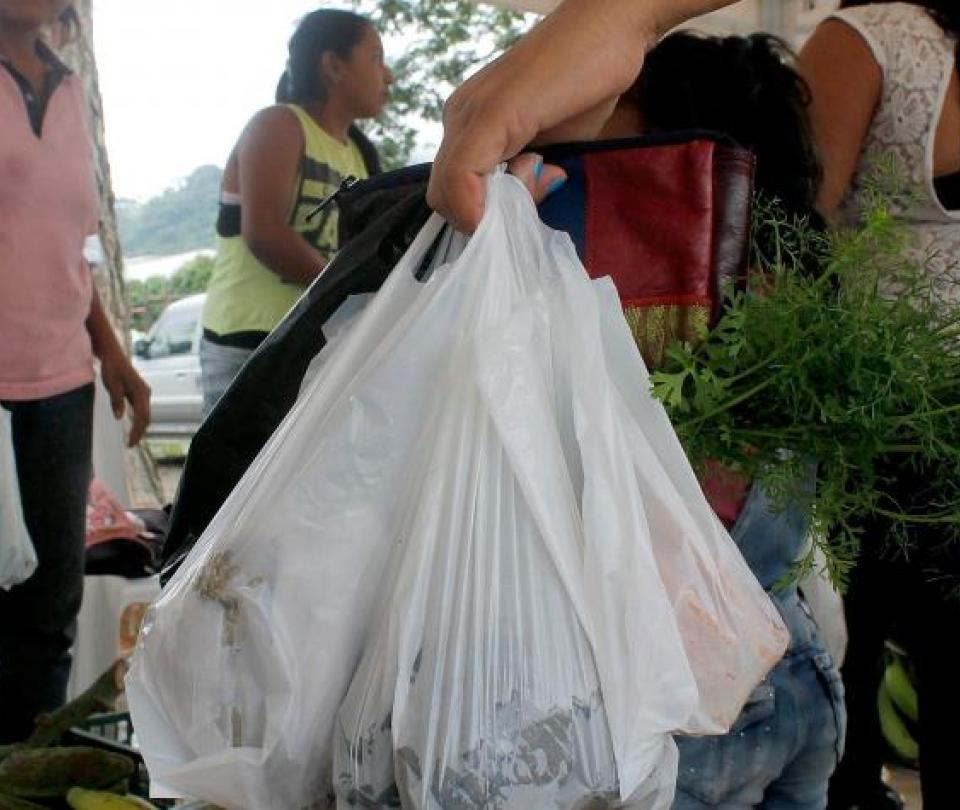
[650,184,960,585]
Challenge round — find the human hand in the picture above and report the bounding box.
[100,351,151,447]
[427,0,736,232]
[506,152,567,204]
[427,0,651,232]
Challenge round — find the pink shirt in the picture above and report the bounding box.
[0,61,98,400]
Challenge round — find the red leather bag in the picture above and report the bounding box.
[540,131,755,365]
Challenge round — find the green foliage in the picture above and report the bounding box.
[353,0,536,168]
[651,183,960,587]
[127,254,214,332]
[118,165,221,257]
[168,254,214,296]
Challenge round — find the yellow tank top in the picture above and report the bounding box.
[203,105,369,337]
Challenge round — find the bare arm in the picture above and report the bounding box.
[86,286,150,446]
[427,0,738,231]
[237,106,328,285]
[798,19,882,219]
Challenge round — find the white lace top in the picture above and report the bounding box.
[830,3,960,291]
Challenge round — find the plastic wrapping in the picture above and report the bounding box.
[128,172,787,810]
[1,407,36,591]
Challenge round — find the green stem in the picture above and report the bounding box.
[891,402,960,424]
[873,506,960,525]
[684,374,785,427]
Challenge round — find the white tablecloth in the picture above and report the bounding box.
[68,574,160,699]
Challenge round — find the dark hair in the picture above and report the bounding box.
[275,9,372,105]
[636,31,822,220]
[840,0,960,39]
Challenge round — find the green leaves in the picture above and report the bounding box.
[651,190,960,587]
[650,368,690,412]
[352,0,536,169]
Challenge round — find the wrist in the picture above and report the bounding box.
[92,333,127,365]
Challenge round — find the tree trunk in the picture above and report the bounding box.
[60,0,163,507]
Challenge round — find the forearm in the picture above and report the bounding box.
[86,287,126,362]
[428,0,737,230]
[244,225,327,286]
[461,0,738,148]
[650,0,735,34]
[88,286,152,443]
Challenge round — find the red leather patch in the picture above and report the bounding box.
[584,142,716,309]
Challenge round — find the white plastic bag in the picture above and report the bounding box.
[128,171,788,810]
[799,541,848,665]
[1,408,37,591]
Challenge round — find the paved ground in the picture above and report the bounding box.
[148,439,188,503]
[157,458,184,503]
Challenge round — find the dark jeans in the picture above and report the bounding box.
[828,472,960,810]
[0,383,93,743]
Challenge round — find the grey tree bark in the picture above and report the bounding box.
[60,0,163,507]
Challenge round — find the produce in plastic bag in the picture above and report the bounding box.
[127,171,787,810]
[1,407,37,591]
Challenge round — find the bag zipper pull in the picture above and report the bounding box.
[306,175,359,222]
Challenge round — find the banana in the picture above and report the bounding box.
[878,683,919,764]
[0,746,134,798]
[884,656,919,722]
[66,787,156,810]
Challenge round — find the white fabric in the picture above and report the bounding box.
[831,3,960,290]
[68,575,161,699]
[0,407,36,591]
[127,172,787,810]
[92,371,129,504]
[799,543,848,666]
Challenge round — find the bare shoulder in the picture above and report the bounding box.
[239,105,303,152]
[800,18,883,101]
[801,18,881,76]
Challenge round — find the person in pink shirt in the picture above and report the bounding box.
[0,0,150,743]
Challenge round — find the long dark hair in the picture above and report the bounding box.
[840,0,960,39]
[275,9,372,105]
[636,31,822,219]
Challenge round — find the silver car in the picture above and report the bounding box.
[133,293,205,437]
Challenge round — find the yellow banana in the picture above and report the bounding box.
[66,788,156,810]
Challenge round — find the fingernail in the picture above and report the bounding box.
[534,159,544,182]
[546,177,566,195]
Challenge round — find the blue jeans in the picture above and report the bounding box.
[0,384,93,743]
[673,484,846,810]
[199,336,254,418]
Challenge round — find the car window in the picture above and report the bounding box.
[149,308,198,358]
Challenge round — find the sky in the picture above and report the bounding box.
[92,0,440,202]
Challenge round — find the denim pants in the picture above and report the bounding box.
[673,485,847,810]
[199,336,254,418]
[0,383,93,743]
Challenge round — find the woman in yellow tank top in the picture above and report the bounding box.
[200,9,392,415]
